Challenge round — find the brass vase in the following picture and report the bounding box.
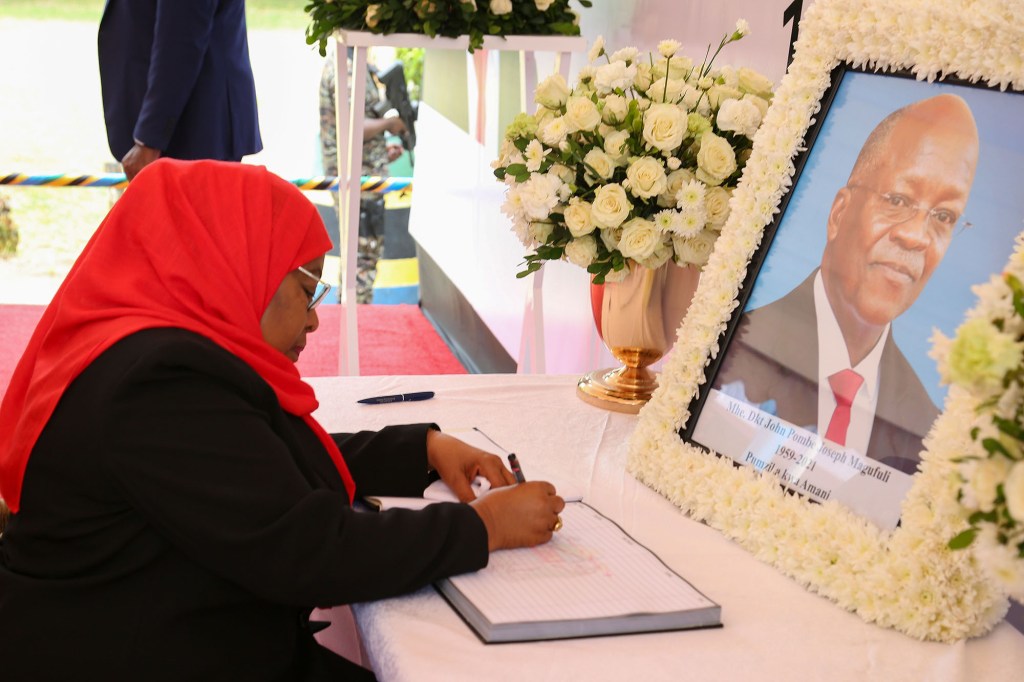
[577,263,700,414]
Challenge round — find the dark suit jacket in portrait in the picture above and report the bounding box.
[98,0,263,161]
[713,271,939,474]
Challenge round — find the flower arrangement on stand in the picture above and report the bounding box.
[305,0,592,55]
[933,234,1024,601]
[492,22,774,285]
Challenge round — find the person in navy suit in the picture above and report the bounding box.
[97,0,263,180]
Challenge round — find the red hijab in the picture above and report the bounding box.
[0,159,355,512]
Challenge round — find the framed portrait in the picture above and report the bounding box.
[627,0,1024,641]
[684,67,1023,532]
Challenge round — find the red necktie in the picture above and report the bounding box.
[825,369,864,446]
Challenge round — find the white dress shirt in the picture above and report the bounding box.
[813,272,888,455]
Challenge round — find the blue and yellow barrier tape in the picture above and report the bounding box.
[0,173,412,195]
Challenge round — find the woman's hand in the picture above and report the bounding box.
[471,482,565,551]
[425,430,516,502]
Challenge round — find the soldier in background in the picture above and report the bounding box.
[320,45,406,303]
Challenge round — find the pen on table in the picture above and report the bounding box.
[357,391,435,405]
[507,453,526,483]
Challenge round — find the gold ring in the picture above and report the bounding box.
[553,515,563,532]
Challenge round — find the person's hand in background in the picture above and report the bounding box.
[121,142,161,181]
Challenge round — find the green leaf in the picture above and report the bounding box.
[548,22,577,34]
[993,416,1024,446]
[948,528,978,550]
[981,437,1013,459]
[1006,273,1024,319]
[968,509,998,525]
[515,261,543,279]
[536,245,565,259]
[493,167,507,180]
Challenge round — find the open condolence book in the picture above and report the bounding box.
[436,501,721,643]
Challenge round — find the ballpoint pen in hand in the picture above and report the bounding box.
[507,453,526,484]
[471,428,527,485]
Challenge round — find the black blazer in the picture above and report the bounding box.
[0,329,487,680]
[98,0,262,161]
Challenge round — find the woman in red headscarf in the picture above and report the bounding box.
[0,160,563,680]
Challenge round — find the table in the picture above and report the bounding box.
[308,373,1024,681]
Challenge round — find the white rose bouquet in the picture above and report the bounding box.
[305,0,592,55]
[493,22,773,284]
[933,234,1024,601]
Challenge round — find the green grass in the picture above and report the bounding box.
[0,0,311,31]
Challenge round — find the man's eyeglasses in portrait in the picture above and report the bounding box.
[847,184,972,238]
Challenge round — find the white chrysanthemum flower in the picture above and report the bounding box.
[735,18,750,36]
[653,209,679,233]
[975,527,1024,600]
[675,210,706,238]
[576,65,597,86]
[658,39,682,59]
[523,139,548,172]
[510,215,530,246]
[675,179,706,212]
[515,172,562,220]
[716,97,764,138]
[610,46,639,64]
[588,36,605,63]
[594,61,637,93]
[538,116,570,147]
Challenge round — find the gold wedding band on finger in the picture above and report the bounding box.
[553,515,563,532]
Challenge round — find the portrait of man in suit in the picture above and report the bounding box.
[712,93,980,475]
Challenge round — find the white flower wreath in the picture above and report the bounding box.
[627,0,1023,641]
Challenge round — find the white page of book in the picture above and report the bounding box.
[447,502,715,623]
[451,428,585,502]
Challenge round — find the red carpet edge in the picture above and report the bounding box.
[0,303,467,400]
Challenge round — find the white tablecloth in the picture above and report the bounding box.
[308,373,1024,682]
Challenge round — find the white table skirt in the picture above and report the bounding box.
[307,373,1024,682]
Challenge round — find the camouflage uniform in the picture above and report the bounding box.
[319,45,391,303]
[319,46,392,179]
